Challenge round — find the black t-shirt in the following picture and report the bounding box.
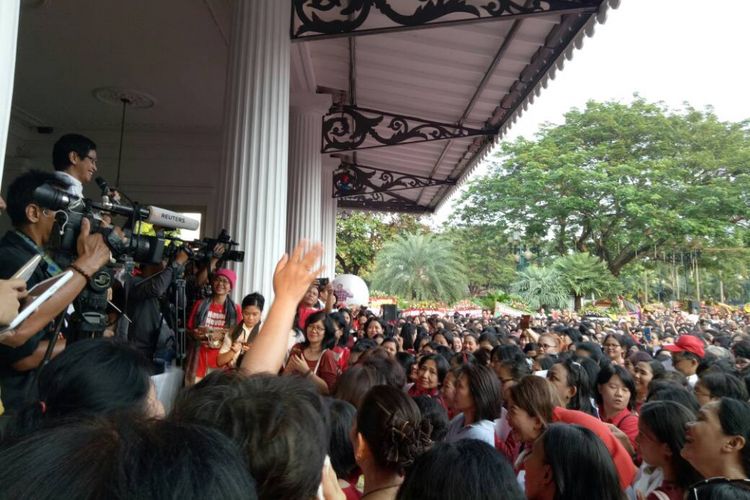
[0,230,54,413]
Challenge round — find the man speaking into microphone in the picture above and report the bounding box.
[52,133,98,198]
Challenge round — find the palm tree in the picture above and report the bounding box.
[511,266,570,310]
[554,252,620,310]
[371,233,467,303]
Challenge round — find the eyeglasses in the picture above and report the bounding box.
[689,477,750,500]
[307,325,326,332]
[539,343,556,350]
[85,155,98,165]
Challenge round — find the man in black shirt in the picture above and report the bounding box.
[0,170,111,412]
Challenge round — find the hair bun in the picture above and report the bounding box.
[382,415,432,469]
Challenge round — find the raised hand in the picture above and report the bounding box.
[272,241,324,306]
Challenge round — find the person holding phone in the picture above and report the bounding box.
[0,171,112,413]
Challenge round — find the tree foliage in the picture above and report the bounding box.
[456,97,750,276]
[553,252,620,310]
[371,233,468,303]
[510,266,570,310]
[335,212,429,279]
[444,225,517,295]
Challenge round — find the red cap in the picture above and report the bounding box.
[663,335,705,358]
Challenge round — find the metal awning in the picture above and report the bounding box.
[295,0,620,213]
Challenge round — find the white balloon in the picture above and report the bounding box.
[332,274,369,307]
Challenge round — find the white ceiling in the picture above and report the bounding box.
[13,0,231,132]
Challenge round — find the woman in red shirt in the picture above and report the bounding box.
[407,353,449,409]
[283,311,339,394]
[185,269,242,385]
[506,375,637,491]
[596,364,640,455]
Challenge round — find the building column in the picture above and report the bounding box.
[0,1,20,184]
[215,0,290,302]
[320,162,338,279]
[286,93,330,255]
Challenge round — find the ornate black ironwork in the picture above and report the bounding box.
[333,161,455,198]
[322,105,495,153]
[291,0,600,41]
[337,191,432,213]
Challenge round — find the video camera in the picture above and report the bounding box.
[31,179,200,341]
[32,180,199,266]
[186,229,245,263]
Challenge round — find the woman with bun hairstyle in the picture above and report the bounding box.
[506,376,637,490]
[353,385,432,499]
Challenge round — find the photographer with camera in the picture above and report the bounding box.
[122,243,190,364]
[0,170,112,413]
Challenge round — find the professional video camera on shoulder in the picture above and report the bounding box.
[32,178,199,266]
[190,229,245,263]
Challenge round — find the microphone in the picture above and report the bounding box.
[141,206,199,231]
[95,176,110,196]
[94,176,198,231]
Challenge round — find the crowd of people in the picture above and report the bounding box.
[0,134,749,498]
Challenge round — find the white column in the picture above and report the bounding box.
[286,93,330,255]
[320,163,338,279]
[0,1,20,184]
[215,0,290,302]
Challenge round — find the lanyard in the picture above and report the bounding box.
[14,230,63,276]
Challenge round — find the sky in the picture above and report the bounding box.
[429,0,750,226]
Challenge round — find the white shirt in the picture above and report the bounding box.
[54,171,84,198]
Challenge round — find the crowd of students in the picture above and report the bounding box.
[2,267,750,499]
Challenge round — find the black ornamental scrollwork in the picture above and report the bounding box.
[322,106,494,153]
[292,0,598,40]
[333,162,456,198]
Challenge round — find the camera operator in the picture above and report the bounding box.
[0,170,111,413]
[122,244,189,363]
[184,243,226,311]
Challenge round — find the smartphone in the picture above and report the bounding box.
[10,254,42,282]
[0,270,74,334]
[643,326,652,343]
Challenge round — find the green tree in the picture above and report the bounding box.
[444,225,517,295]
[371,233,467,303]
[456,97,750,276]
[335,212,429,279]
[510,265,570,310]
[553,252,620,310]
